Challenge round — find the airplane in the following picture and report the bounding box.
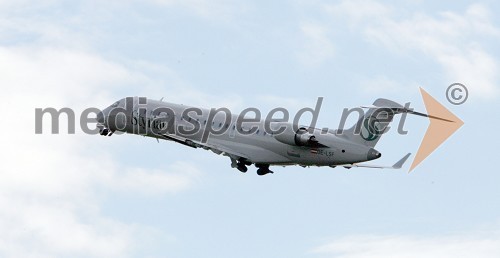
[96,97,440,175]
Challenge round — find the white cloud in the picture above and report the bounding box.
[146,0,249,21]
[297,22,335,67]
[0,44,203,257]
[0,4,236,252]
[100,161,202,195]
[325,0,391,24]
[325,1,500,99]
[0,195,134,258]
[312,228,500,258]
[256,95,311,111]
[360,76,404,94]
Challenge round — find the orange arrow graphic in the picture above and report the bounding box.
[409,87,464,172]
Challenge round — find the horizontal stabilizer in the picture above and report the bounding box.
[392,153,411,169]
[360,106,454,123]
[343,153,412,169]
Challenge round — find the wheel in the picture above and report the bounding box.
[257,168,273,176]
[100,128,109,136]
[237,164,247,173]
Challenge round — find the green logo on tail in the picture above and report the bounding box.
[360,117,381,141]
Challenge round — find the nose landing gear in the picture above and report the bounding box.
[99,126,114,136]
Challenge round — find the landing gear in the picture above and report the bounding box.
[237,163,248,173]
[230,159,273,175]
[231,158,250,173]
[99,127,114,136]
[100,128,109,136]
[256,164,273,176]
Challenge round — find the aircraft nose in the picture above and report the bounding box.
[97,106,112,124]
[96,110,105,123]
[367,148,382,160]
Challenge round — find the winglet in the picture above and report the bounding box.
[392,153,411,169]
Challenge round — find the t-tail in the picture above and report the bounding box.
[341,98,404,148]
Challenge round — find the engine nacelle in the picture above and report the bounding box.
[275,127,319,147]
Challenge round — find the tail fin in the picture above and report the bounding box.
[342,98,404,147]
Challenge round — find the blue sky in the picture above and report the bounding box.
[1,0,499,257]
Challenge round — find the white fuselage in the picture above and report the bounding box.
[101,98,375,167]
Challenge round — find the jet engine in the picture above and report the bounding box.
[275,127,320,147]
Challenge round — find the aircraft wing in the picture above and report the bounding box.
[343,153,411,169]
[161,133,251,161]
